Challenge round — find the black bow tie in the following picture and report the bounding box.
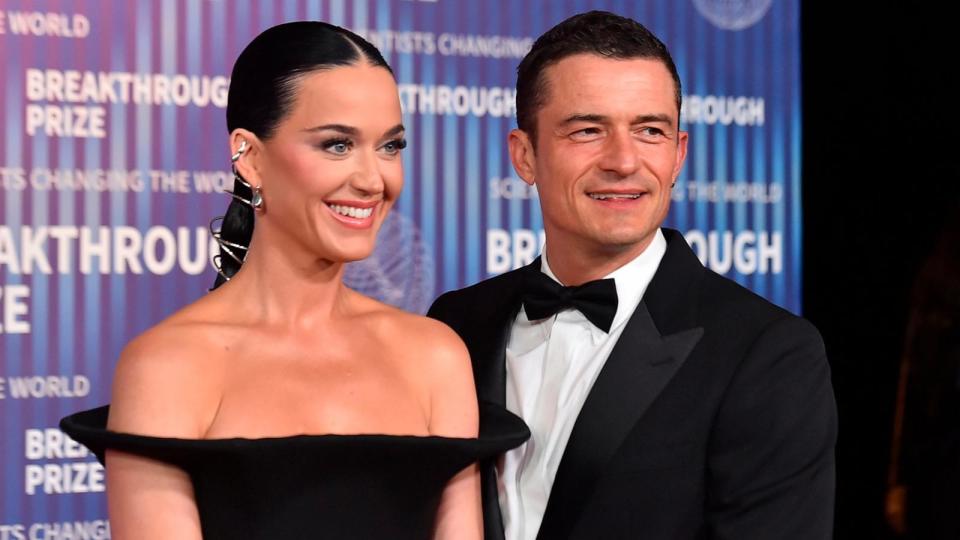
[520,269,619,332]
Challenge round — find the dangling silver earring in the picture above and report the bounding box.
[208,215,249,283]
[226,140,264,210]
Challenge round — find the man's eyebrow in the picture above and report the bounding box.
[559,113,676,128]
[560,114,608,125]
[632,113,675,127]
[302,124,360,135]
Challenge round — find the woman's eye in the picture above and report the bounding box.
[381,138,408,155]
[322,139,352,155]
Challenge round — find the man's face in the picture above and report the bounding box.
[509,54,688,260]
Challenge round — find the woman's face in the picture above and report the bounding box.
[250,63,404,263]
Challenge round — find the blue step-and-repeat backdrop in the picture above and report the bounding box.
[0,0,797,536]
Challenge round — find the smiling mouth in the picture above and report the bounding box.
[327,203,375,219]
[587,193,642,200]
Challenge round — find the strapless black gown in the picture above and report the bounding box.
[60,403,528,539]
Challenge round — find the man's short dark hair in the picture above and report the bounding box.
[516,10,682,146]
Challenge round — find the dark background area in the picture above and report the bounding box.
[802,4,960,539]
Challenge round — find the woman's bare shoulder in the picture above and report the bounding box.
[354,296,469,362]
[353,298,478,436]
[108,301,237,438]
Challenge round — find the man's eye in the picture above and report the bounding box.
[639,127,665,137]
[571,127,602,139]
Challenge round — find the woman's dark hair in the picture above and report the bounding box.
[515,10,682,147]
[212,21,391,289]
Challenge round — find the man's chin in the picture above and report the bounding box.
[589,230,657,253]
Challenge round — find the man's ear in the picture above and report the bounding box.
[229,128,263,187]
[672,130,689,182]
[508,128,536,186]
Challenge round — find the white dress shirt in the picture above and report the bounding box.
[499,229,668,540]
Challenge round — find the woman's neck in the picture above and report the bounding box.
[221,228,352,329]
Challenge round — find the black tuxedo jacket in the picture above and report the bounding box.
[428,228,837,540]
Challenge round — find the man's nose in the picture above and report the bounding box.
[597,130,639,177]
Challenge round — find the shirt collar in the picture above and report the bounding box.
[522,228,668,345]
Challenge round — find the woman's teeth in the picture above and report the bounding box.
[328,204,374,219]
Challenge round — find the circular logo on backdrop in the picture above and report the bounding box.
[344,211,436,314]
[692,0,774,31]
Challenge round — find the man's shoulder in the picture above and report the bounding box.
[428,267,524,322]
[696,267,822,348]
[657,229,802,331]
[700,269,820,340]
[435,266,526,303]
[701,268,789,316]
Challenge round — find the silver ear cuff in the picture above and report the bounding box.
[231,140,247,163]
[225,140,264,210]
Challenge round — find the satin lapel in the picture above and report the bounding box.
[470,262,531,540]
[536,291,704,538]
[535,228,706,538]
[469,265,527,407]
[480,463,504,540]
[477,291,517,540]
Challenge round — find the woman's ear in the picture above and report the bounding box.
[229,129,262,187]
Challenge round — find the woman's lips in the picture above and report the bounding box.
[324,201,378,229]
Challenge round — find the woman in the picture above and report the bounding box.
[61,21,527,539]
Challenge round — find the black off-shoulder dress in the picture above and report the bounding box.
[60,403,528,540]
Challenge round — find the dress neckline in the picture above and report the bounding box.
[61,402,529,447]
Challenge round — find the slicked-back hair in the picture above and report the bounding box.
[515,10,682,146]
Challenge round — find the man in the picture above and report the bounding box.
[429,10,836,540]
